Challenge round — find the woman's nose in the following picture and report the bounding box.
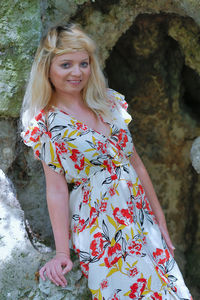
[71,64,82,76]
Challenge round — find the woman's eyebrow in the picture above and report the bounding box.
[59,57,89,62]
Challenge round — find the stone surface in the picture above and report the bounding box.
[1,0,200,299]
[1,0,200,117]
[0,169,90,300]
[0,119,17,173]
[191,137,200,174]
[0,0,42,117]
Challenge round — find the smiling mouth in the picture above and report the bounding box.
[67,80,82,83]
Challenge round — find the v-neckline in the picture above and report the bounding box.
[49,106,113,139]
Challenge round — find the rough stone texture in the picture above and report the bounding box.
[0,0,42,118]
[1,0,200,299]
[1,0,200,118]
[8,144,53,246]
[0,169,90,300]
[191,137,200,174]
[0,119,17,173]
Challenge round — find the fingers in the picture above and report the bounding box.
[55,264,68,286]
[45,266,60,286]
[62,260,73,275]
[40,264,66,287]
[52,266,67,287]
[158,224,176,257]
[39,257,73,287]
[39,266,46,281]
[168,245,176,257]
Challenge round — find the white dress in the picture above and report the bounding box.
[22,88,192,300]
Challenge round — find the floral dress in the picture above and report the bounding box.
[22,88,192,300]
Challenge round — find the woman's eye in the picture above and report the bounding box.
[61,63,70,68]
[81,61,89,67]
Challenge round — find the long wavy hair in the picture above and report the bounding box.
[21,23,110,129]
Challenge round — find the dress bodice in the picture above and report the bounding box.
[22,88,133,184]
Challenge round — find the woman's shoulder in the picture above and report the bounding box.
[21,109,51,147]
[107,88,128,110]
[106,88,128,110]
[106,88,132,126]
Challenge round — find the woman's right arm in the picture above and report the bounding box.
[39,162,73,287]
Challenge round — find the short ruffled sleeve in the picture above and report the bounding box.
[21,111,64,175]
[106,88,132,126]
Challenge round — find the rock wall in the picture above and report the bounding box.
[0,0,200,299]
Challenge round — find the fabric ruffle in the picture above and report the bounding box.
[106,88,132,126]
[21,111,64,175]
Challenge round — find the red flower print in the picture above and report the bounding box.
[129,283,138,299]
[111,174,117,180]
[136,184,144,196]
[155,266,169,284]
[80,261,89,278]
[99,199,107,212]
[108,290,121,300]
[127,181,133,193]
[118,129,128,148]
[142,236,147,244]
[109,187,116,196]
[73,224,77,233]
[136,201,143,210]
[153,248,170,265]
[89,207,99,226]
[97,141,107,154]
[70,149,85,171]
[111,295,120,300]
[35,110,44,121]
[83,190,90,204]
[135,184,145,209]
[104,243,122,268]
[90,232,106,259]
[151,292,162,300]
[127,240,142,256]
[113,207,133,226]
[55,141,68,155]
[100,279,109,290]
[171,286,177,293]
[77,218,88,232]
[144,199,152,214]
[29,127,40,142]
[120,101,128,110]
[103,160,117,179]
[127,267,139,278]
[127,198,135,217]
[82,185,90,204]
[129,278,147,299]
[75,121,87,131]
[35,150,40,158]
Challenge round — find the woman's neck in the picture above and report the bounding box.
[50,90,84,110]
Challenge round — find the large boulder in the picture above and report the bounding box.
[0,169,90,300]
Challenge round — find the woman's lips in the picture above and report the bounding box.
[67,80,82,85]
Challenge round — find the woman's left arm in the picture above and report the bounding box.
[129,145,175,257]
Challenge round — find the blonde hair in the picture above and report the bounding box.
[21,23,110,129]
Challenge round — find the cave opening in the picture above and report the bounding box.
[104,13,200,124]
[181,65,200,122]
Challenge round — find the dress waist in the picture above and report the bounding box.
[73,160,130,188]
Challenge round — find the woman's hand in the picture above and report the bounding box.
[158,223,175,257]
[39,253,73,287]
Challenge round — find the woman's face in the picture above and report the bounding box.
[49,51,91,96]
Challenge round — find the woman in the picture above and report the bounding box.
[21,23,192,299]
